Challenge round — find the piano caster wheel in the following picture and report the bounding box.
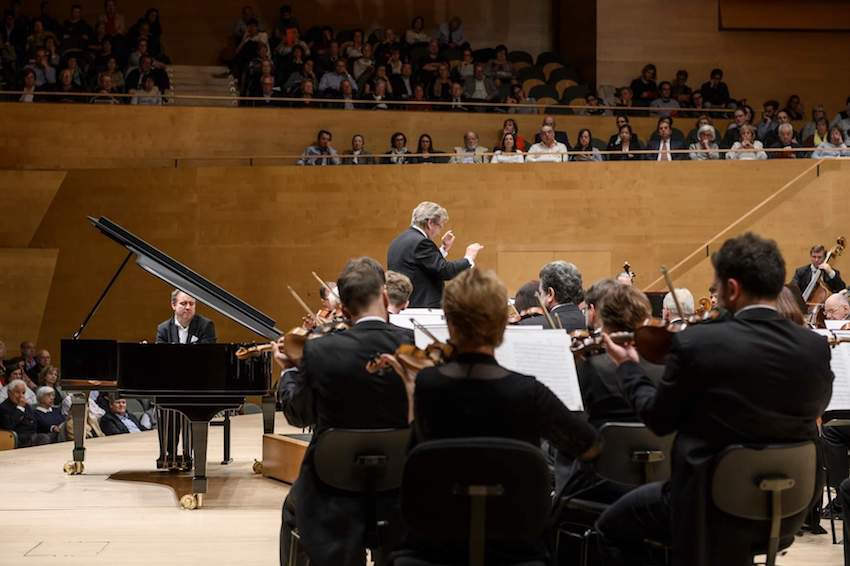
[252,460,263,474]
[180,493,203,510]
[64,461,84,475]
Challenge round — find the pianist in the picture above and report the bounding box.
[155,290,217,345]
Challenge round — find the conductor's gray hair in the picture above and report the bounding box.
[539,261,583,304]
[411,201,449,229]
[36,385,55,401]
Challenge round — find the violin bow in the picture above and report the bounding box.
[287,285,319,323]
[311,271,341,301]
[660,265,686,322]
[410,318,440,342]
[535,290,562,329]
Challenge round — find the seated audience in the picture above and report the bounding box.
[762,109,796,147]
[700,67,732,108]
[297,129,341,166]
[608,124,641,161]
[384,132,410,164]
[26,48,56,87]
[726,124,767,160]
[89,72,121,104]
[757,100,780,141]
[783,94,804,121]
[804,117,830,148]
[533,115,570,147]
[0,379,52,446]
[429,63,452,101]
[341,134,375,165]
[18,69,38,103]
[363,77,390,110]
[33,386,64,437]
[486,45,513,81]
[490,132,525,163]
[685,115,720,146]
[352,43,373,82]
[0,367,37,405]
[630,63,658,106]
[721,107,749,148]
[571,128,603,161]
[527,125,568,162]
[415,38,444,84]
[282,59,317,95]
[645,120,685,160]
[50,68,83,102]
[408,133,446,164]
[396,268,600,565]
[317,58,356,96]
[26,349,51,384]
[454,48,475,81]
[390,62,416,100]
[506,84,537,115]
[405,16,430,45]
[670,69,692,105]
[614,86,636,116]
[689,125,721,160]
[437,16,466,48]
[769,123,805,159]
[445,82,469,112]
[607,116,638,147]
[450,131,489,164]
[800,104,827,143]
[406,84,432,111]
[500,119,528,151]
[38,365,64,406]
[101,397,148,435]
[130,74,162,105]
[578,92,608,117]
[812,126,850,159]
[650,81,680,117]
[830,96,850,137]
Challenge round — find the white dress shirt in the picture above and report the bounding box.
[174,316,190,344]
[411,224,475,267]
[657,139,672,161]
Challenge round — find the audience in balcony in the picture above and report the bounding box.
[571,128,603,161]
[812,126,850,159]
[298,129,340,166]
[700,67,732,108]
[801,104,827,143]
[384,131,410,164]
[450,131,489,164]
[33,386,64,437]
[405,16,430,46]
[688,125,721,160]
[646,119,685,160]
[629,63,658,106]
[0,367,37,405]
[341,134,375,165]
[0,379,52,446]
[726,124,767,160]
[803,117,830,148]
[500,118,528,151]
[437,16,466,49]
[406,133,442,164]
[527,125,568,162]
[490,132,525,163]
[650,81,680,117]
[607,123,641,161]
[830,97,850,137]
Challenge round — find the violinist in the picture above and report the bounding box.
[791,244,846,298]
[662,288,694,324]
[385,270,413,314]
[598,232,833,566]
[276,257,413,566]
[516,261,586,331]
[825,292,850,321]
[511,279,545,323]
[395,268,600,565]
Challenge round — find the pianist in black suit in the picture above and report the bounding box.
[397,268,600,565]
[154,289,216,468]
[387,201,483,308]
[598,232,833,566]
[155,290,217,345]
[517,260,586,332]
[277,257,414,566]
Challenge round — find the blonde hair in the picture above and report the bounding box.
[443,269,508,349]
[385,270,413,307]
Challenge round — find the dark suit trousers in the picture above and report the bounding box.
[841,478,850,566]
[596,481,672,566]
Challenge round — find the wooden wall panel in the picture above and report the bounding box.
[597,0,850,118]
[0,171,64,247]
[0,103,728,170]
[20,0,552,65]
[15,159,821,355]
[0,249,58,351]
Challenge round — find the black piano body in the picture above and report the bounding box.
[60,217,282,509]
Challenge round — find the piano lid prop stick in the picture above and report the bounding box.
[311,271,341,301]
[287,286,319,322]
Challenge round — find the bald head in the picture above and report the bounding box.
[825,293,850,321]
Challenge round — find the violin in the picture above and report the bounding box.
[365,319,455,374]
[569,329,635,358]
[804,236,846,327]
[236,319,350,364]
[695,296,713,318]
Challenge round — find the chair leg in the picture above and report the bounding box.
[826,484,838,544]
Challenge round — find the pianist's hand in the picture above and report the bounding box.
[271,338,294,371]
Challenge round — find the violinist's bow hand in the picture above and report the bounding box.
[602,332,639,366]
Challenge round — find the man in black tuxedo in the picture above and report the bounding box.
[517,260,586,331]
[645,119,685,160]
[790,243,846,300]
[100,397,149,436]
[154,289,216,468]
[599,232,833,566]
[276,257,414,566]
[387,201,483,308]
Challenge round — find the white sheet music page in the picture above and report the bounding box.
[825,332,850,412]
[413,325,583,411]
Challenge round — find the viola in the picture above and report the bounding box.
[569,329,635,358]
[235,319,350,364]
[365,319,455,374]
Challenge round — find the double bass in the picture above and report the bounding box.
[804,237,846,327]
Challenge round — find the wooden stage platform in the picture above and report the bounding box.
[0,413,841,565]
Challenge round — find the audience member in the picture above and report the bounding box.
[646,119,684,160]
[486,44,513,81]
[670,69,692,105]
[830,96,850,137]
[801,104,828,143]
[450,131,489,163]
[757,100,780,141]
[0,367,37,405]
[25,47,55,86]
[384,131,410,164]
[608,124,641,161]
[533,115,570,147]
[297,129,340,166]
[100,397,147,435]
[341,134,375,165]
[0,379,52,446]
[650,81,680,117]
[409,133,446,164]
[803,117,830,148]
[405,16,430,45]
[26,349,50,384]
[364,77,390,110]
[249,74,280,107]
[812,126,850,159]
[437,16,466,48]
[768,123,804,159]
[318,58,356,96]
[33,386,63,437]
[351,42,373,82]
[506,84,537,115]
[390,62,415,100]
[18,68,37,102]
[406,84,431,111]
[762,109,795,147]
[60,4,94,52]
[614,86,636,116]
[579,92,609,117]
[446,81,468,112]
[527,125,568,162]
[38,365,64,406]
[630,63,658,106]
[429,62,452,101]
[499,119,528,151]
[726,124,767,160]
[490,132,525,163]
[700,67,732,108]
[685,114,720,145]
[89,72,120,103]
[689,125,721,160]
[571,128,603,161]
[455,47,475,81]
[720,107,749,148]
[783,94,804,120]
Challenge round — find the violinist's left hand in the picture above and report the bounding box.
[441,230,455,252]
[602,332,639,366]
[271,338,293,371]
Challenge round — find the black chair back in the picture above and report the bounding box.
[711,441,817,566]
[312,428,410,493]
[596,423,675,487]
[401,437,551,566]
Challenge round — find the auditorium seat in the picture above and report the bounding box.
[529,84,559,102]
[0,429,18,451]
[543,62,565,81]
[536,51,565,67]
[508,50,534,65]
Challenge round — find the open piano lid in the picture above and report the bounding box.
[90,216,282,340]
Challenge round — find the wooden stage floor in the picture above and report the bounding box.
[0,414,842,565]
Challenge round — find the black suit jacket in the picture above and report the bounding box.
[617,307,833,565]
[791,264,846,296]
[387,227,471,308]
[644,138,686,160]
[289,320,413,565]
[516,303,586,332]
[409,352,598,564]
[0,398,38,438]
[101,411,148,435]
[390,75,415,100]
[155,314,216,344]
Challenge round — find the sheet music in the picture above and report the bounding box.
[414,325,583,411]
[390,309,446,329]
[825,319,849,330]
[827,341,850,412]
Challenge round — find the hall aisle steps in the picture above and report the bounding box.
[167,65,238,107]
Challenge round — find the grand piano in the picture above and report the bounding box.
[60,216,281,509]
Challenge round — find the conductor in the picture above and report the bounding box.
[387,201,483,308]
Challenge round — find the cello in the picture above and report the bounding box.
[804,237,846,327]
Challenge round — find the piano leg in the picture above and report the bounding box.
[221,412,233,465]
[179,419,209,510]
[63,392,88,475]
[261,393,276,434]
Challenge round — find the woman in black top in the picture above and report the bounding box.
[395,268,600,564]
[408,133,446,164]
[607,123,642,161]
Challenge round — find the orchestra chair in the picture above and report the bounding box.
[711,441,817,566]
[286,428,410,566]
[821,415,850,544]
[554,423,674,566]
[0,429,18,450]
[394,437,551,566]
